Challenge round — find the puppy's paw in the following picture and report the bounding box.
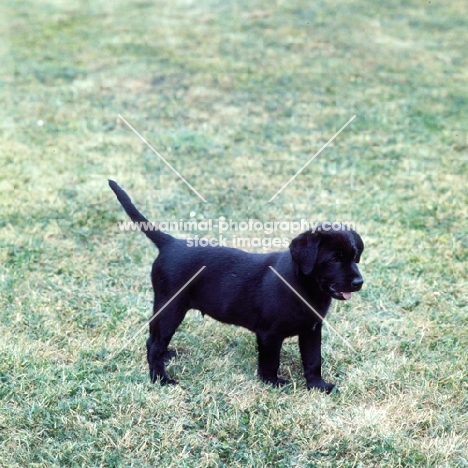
[150,372,178,386]
[307,379,336,394]
[274,377,290,387]
[160,376,178,386]
[260,375,290,388]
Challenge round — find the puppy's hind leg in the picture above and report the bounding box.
[146,298,188,385]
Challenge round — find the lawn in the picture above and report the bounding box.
[1,0,467,466]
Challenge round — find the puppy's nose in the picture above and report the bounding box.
[351,278,363,290]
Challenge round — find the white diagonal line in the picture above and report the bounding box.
[268,267,357,353]
[108,266,206,360]
[268,115,356,202]
[118,114,207,203]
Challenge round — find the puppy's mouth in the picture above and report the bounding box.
[329,286,353,301]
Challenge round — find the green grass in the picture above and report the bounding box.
[1,0,467,466]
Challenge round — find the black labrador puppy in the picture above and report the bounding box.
[109,180,364,392]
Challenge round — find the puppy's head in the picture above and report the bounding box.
[289,225,364,301]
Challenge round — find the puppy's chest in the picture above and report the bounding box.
[274,305,324,337]
[277,317,321,338]
[283,294,330,319]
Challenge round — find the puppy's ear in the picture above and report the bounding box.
[290,231,321,275]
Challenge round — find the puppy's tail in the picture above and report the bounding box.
[108,180,173,249]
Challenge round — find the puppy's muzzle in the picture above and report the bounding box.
[329,276,363,301]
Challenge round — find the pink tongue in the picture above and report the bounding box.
[341,292,352,300]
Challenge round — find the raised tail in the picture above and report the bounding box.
[108,180,173,249]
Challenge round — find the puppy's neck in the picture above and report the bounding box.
[296,271,332,317]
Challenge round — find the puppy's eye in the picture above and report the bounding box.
[329,252,343,263]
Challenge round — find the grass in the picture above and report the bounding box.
[1,0,467,466]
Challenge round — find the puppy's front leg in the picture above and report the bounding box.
[299,323,335,394]
[256,334,288,387]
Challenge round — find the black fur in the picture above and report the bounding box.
[109,180,364,392]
